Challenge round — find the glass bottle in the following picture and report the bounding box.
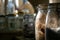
[35,4,48,40]
[46,0,60,40]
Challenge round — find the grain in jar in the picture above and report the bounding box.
[35,4,48,40]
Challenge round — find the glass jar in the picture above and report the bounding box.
[7,12,24,32]
[46,3,60,40]
[7,0,15,15]
[0,16,6,31]
[35,4,48,40]
[7,15,18,31]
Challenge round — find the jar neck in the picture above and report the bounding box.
[38,8,47,14]
[48,3,60,17]
[48,3,60,9]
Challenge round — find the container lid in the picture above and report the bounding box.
[49,0,60,3]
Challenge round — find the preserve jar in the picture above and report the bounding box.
[35,4,48,40]
[46,0,60,40]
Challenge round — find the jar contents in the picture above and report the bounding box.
[45,0,60,40]
[35,4,48,40]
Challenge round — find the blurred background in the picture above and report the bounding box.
[0,0,49,40]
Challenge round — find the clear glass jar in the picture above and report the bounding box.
[7,15,18,31]
[0,16,6,31]
[46,3,60,40]
[7,0,15,15]
[35,4,48,40]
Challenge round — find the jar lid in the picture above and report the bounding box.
[49,0,60,3]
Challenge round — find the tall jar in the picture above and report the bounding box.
[0,16,6,32]
[35,4,48,40]
[46,0,60,40]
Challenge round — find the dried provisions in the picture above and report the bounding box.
[46,0,60,40]
[35,4,48,40]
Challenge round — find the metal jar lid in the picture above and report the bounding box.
[49,0,60,3]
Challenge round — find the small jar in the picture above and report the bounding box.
[35,4,48,40]
[7,15,18,31]
[0,16,6,31]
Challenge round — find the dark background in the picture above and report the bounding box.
[29,0,49,12]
